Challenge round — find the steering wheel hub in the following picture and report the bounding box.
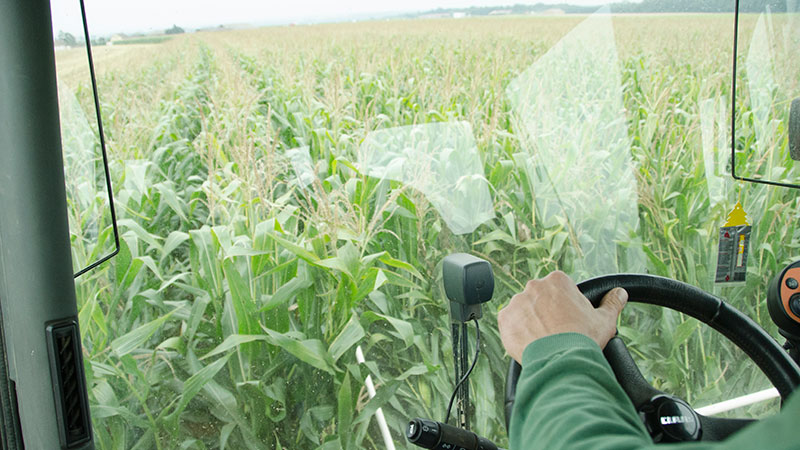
[641,395,700,442]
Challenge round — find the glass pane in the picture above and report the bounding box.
[733,2,800,185]
[48,2,798,449]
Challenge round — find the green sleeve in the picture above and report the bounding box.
[509,332,800,450]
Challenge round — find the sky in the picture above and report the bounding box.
[51,0,611,36]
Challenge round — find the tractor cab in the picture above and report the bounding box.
[0,0,798,449]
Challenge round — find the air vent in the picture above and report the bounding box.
[46,320,91,449]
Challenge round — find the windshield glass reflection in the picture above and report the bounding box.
[358,121,495,235]
[286,146,315,188]
[507,8,644,279]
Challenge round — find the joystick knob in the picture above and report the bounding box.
[768,261,800,338]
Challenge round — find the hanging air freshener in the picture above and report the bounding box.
[715,202,752,284]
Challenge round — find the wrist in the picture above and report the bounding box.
[521,332,600,366]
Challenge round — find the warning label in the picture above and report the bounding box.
[716,202,752,284]
[715,225,752,284]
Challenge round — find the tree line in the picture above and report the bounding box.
[612,0,792,13]
[408,0,795,18]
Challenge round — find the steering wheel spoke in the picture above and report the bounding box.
[603,336,664,409]
[697,414,754,441]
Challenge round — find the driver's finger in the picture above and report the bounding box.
[597,287,628,319]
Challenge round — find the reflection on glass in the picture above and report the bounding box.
[507,8,644,278]
[60,80,98,207]
[57,71,114,274]
[700,95,730,208]
[286,146,315,188]
[747,14,778,168]
[358,122,494,235]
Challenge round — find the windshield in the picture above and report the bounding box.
[51,1,798,448]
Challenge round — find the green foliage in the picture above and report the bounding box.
[63,15,799,450]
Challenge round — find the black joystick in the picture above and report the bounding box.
[405,254,500,450]
[767,260,800,365]
[406,418,498,450]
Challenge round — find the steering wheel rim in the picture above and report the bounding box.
[504,273,800,442]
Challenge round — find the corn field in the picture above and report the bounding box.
[55,13,800,449]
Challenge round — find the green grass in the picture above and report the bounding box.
[58,14,800,449]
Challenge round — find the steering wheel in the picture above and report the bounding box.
[504,274,800,442]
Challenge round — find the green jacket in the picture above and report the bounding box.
[510,332,800,449]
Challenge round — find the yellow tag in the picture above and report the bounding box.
[716,202,752,284]
[723,202,750,227]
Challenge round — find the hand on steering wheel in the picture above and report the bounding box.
[501,273,800,443]
[498,271,628,362]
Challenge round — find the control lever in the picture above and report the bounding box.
[767,259,800,365]
[443,253,495,322]
[406,418,503,450]
[442,253,495,429]
[406,254,498,450]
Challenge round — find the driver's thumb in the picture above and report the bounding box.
[598,287,628,319]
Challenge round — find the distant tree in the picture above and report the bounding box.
[165,25,185,35]
[57,31,77,47]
